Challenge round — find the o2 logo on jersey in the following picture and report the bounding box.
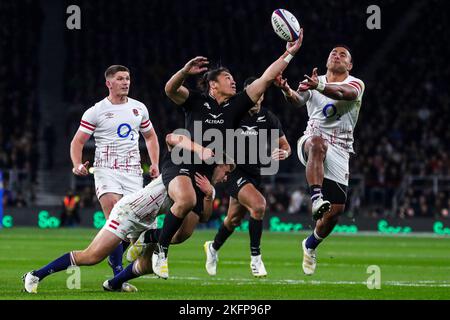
[117,123,135,140]
[322,104,342,120]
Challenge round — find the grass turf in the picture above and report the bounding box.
[1,227,449,300]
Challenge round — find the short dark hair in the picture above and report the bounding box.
[243,76,257,88]
[104,65,130,79]
[197,67,230,93]
[333,44,353,62]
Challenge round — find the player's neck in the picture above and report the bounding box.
[325,70,349,83]
[107,95,128,105]
[209,91,230,105]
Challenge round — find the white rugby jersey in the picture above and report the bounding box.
[303,75,364,153]
[115,176,171,224]
[79,97,153,175]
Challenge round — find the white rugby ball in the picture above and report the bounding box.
[271,9,300,42]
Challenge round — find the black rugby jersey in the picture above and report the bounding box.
[176,90,255,166]
[233,107,285,176]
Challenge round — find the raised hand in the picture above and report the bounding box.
[286,28,304,55]
[299,67,319,91]
[274,73,292,95]
[182,56,209,76]
[272,148,289,161]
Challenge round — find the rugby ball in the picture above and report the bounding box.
[271,9,300,42]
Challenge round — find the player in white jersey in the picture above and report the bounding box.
[276,45,365,275]
[23,133,233,293]
[70,65,160,279]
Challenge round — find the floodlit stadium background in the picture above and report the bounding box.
[1,0,449,233]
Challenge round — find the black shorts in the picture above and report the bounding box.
[225,167,263,199]
[321,178,348,205]
[161,154,208,216]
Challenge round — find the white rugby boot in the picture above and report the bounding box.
[22,271,39,294]
[312,198,331,221]
[204,241,218,276]
[302,239,317,275]
[250,255,268,277]
[102,280,138,292]
[152,244,169,279]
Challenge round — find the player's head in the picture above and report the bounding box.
[211,152,236,185]
[326,45,353,74]
[199,67,236,98]
[244,76,263,113]
[104,65,130,97]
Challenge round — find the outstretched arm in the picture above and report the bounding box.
[165,56,209,105]
[274,74,311,107]
[300,68,361,101]
[165,133,214,161]
[245,29,304,103]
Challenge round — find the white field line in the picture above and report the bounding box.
[137,275,450,288]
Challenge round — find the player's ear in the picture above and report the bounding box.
[105,79,112,89]
[347,62,353,72]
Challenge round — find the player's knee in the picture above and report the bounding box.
[309,136,327,156]
[249,199,266,220]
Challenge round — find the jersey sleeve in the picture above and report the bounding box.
[79,107,97,135]
[139,105,154,133]
[346,78,365,99]
[181,90,202,111]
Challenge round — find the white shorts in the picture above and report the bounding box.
[102,176,167,241]
[93,167,143,199]
[103,205,158,242]
[297,135,350,186]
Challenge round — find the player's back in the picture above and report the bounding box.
[304,75,365,153]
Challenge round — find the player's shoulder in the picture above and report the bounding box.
[345,75,365,87]
[127,97,147,108]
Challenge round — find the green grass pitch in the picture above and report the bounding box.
[1,228,449,300]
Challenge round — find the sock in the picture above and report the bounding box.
[249,217,263,256]
[108,243,124,276]
[108,261,140,290]
[212,222,234,251]
[122,241,130,252]
[310,184,322,203]
[305,230,323,250]
[33,252,75,280]
[143,229,161,244]
[157,211,184,256]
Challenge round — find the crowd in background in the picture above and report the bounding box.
[1,0,449,219]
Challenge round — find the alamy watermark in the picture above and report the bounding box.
[366,5,381,30]
[66,5,81,30]
[171,122,282,175]
[66,266,81,290]
[366,265,381,289]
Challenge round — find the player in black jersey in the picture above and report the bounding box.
[204,77,291,277]
[152,30,304,279]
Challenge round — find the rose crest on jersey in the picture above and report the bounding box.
[133,109,139,116]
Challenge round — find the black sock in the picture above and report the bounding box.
[144,229,161,243]
[212,222,234,251]
[249,217,263,256]
[157,211,184,256]
[309,184,322,203]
